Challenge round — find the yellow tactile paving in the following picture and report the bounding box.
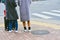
[31,21,60,29]
[0,23,4,27]
[18,20,60,29]
[0,20,60,29]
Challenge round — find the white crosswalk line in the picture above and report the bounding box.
[32,13,52,19]
[42,12,60,16]
[51,10,60,13]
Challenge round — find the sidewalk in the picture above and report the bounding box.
[0,21,60,40]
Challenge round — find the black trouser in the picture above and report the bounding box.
[4,17,15,31]
[4,17,9,30]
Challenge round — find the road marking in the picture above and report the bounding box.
[32,1,48,4]
[51,10,60,13]
[32,13,52,19]
[42,11,60,16]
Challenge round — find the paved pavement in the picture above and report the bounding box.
[0,21,60,40]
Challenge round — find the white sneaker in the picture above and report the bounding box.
[24,30,27,32]
[28,30,31,32]
[9,30,12,32]
[15,30,18,32]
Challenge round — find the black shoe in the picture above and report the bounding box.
[28,27,31,32]
[24,27,26,30]
[28,27,31,30]
[24,27,27,32]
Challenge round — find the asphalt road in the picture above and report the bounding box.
[30,0,60,24]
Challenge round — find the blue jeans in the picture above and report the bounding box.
[8,20,18,31]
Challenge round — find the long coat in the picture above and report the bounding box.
[5,0,18,20]
[18,0,31,21]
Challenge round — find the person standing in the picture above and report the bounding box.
[0,0,5,17]
[5,0,19,32]
[0,0,5,29]
[0,0,5,18]
[18,0,32,32]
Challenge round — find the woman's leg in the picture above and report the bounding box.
[22,21,27,30]
[27,20,30,27]
[27,20,31,31]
